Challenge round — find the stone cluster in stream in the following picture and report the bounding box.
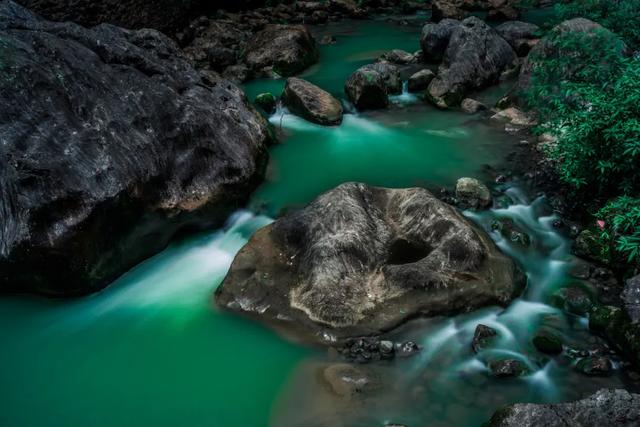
[337,337,421,363]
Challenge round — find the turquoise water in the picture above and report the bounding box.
[0,16,629,427]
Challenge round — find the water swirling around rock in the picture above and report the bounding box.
[0,16,629,427]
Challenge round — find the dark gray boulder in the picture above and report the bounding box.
[215,182,523,344]
[426,16,516,108]
[345,66,389,110]
[420,18,461,63]
[16,0,203,33]
[244,24,319,77]
[486,389,640,426]
[282,77,343,126]
[0,1,270,295]
[495,21,540,56]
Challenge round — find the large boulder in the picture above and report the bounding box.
[426,17,516,108]
[0,1,270,295]
[244,24,319,77]
[215,183,523,343]
[518,18,629,93]
[486,389,640,426]
[16,0,203,33]
[420,18,461,63]
[282,78,343,126]
[362,62,402,95]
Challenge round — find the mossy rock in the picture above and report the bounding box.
[255,92,277,114]
[575,356,612,376]
[573,229,608,264]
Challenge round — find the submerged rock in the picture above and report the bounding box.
[408,69,436,93]
[345,66,389,110]
[472,324,498,353]
[455,177,492,210]
[490,218,531,248]
[532,330,563,354]
[282,78,343,126]
[215,183,523,343]
[244,24,319,77]
[486,389,640,426]
[321,363,381,398]
[426,17,516,108]
[0,1,270,295]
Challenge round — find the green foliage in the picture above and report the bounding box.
[526,30,639,195]
[596,197,640,265]
[524,26,640,267]
[555,0,640,49]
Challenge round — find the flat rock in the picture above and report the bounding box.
[486,389,640,426]
[0,1,270,295]
[215,182,523,344]
[282,78,343,126]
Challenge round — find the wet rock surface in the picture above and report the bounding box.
[486,389,640,426]
[337,337,421,363]
[487,358,529,378]
[575,356,613,376]
[0,1,270,295]
[215,182,523,344]
[282,78,344,126]
[623,275,640,323]
[472,324,498,353]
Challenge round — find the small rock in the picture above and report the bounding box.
[378,49,415,65]
[254,92,277,114]
[472,324,498,353]
[461,98,487,114]
[490,107,535,127]
[488,359,529,378]
[396,340,421,358]
[408,69,436,93]
[575,356,613,376]
[319,34,336,45]
[491,218,531,248]
[282,77,343,125]
[455,177,492,210]
[532,330,563,354]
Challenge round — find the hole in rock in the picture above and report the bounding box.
[387,238,430,265]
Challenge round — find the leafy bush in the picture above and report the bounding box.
[596,197,640,265]
[555,0,640,49]
[525,30,639,195]
[523,25,640,267]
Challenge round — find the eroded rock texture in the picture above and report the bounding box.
[0,1,270,295]
[215,183,522,343]
[486,389,640,427]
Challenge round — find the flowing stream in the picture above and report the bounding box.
[0,16,629,427]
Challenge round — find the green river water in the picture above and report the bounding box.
[0,15,630,427]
